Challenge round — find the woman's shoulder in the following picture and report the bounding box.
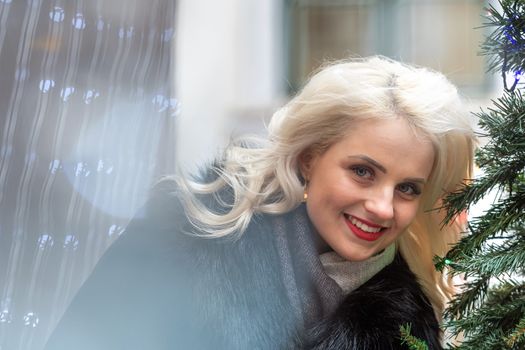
[45,176,294,349]
[110,170,282,279]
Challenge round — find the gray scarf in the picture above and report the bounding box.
[270,203,394,330]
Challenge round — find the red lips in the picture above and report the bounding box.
[344,215,385,242]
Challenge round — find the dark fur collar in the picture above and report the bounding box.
[301,253,442,349]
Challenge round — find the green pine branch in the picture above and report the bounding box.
[445,282,525,350]
[399,324,429,350]
[444,187,525,262]
[446,330,511,350]
[460,240,525,277]
[445,275,490,318]
[440,2,525,349]
[480,0,525,91]
[506,316,525,348]
[442,91,525,228]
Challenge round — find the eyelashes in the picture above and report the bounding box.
[396,183,421,196]
[351,165,374,179]
[349,165,422,197]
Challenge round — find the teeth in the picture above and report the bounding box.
[349,216,382,233]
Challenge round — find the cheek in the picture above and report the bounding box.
[310,177,351,206]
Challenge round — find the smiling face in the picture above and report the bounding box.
[300,117,435,261]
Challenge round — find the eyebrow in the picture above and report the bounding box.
[348,155,387,173]
[348,155,427,184]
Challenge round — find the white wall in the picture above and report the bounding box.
[175,0,285,172]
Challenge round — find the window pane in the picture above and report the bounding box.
[287,0,488,95]
[0,1,177,349]
[396,1,486,91]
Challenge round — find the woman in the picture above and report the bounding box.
[45,56,475,349]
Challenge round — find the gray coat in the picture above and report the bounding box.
[44,178,442,349]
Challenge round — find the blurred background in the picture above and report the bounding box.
[0,0,496,349]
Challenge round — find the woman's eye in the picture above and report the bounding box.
[351,166,373,179]
[397,183,421,196]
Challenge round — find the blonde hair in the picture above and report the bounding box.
[176,56,475,320]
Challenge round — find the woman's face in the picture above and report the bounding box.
[300,118,435,261]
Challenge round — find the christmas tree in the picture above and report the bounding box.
[435,0,525,349]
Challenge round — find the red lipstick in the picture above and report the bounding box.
[344,215,385,242]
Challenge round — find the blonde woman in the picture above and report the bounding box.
[45,56,475,349]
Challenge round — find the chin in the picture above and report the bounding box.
[338,247,376,262]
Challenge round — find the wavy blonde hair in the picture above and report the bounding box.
[176,56,475,320]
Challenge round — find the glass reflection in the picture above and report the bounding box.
[152,94,170,113]
[0,310,12,324]
[49,7,64,23]
[60,87,75,102]
[118,27,134,39]
[107,224,124,238]
[71,13,86,30]
[169,98,181,117]
[37,234,54,250]
[0,299,12,324]
[22,312,39,328]
[63,235,79,251]
[83,89,100,104]
[38,79,55,93]
[0,0,177,347]
[74,162,90,177]
[49,160,61,174]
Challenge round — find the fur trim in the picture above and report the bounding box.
[301,254,442,349]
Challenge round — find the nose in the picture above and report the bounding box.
[364,187,394,221]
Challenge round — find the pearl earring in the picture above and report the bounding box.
[302,181,309,202]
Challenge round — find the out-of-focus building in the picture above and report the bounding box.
[175,0,494,172]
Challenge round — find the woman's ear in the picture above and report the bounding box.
[298,149,317,181]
